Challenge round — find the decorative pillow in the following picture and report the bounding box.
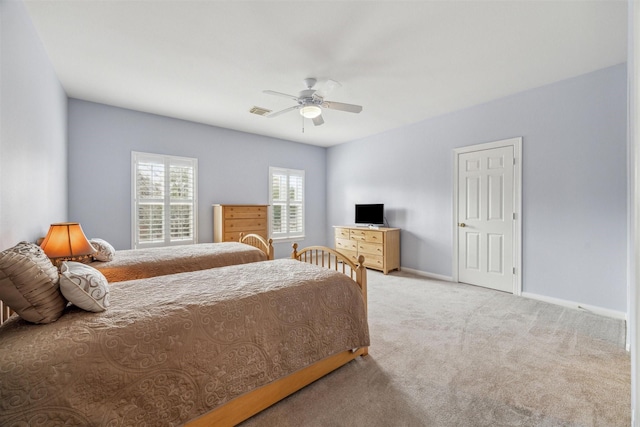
[0,241,66,323]
[89,238,115,262]
[59,262,110,312]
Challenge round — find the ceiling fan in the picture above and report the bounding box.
[263,78,362,126]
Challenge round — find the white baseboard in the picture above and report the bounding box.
[392,269,626,322]
[521,291,627,321]
[399,266,453,282]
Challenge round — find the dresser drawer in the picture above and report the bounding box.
[224,230,266,242]
[224,206,267,219]
[336,238,357,252]
[223,231,243,242]
[224,218,267,232]
[363,254,384,270]
[338,249,359,264]
[334,227,351,239]
[358,241,383,256]
[362,230,383,243]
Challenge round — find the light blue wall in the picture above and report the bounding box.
[4,0,627,313]
[0,0,68,250]
[68,100,327,258]
[327,64,628,312]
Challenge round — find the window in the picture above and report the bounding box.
[132,152,197,249]
[269,167,305,240]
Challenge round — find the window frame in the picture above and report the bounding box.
[131,151,198,249]
[268,167,305,241]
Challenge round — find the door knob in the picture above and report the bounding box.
[458,223,466,227]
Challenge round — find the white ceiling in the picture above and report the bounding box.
[23,1,627,147]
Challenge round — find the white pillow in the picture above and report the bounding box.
[89,238,115,262]
[59,261,110,312]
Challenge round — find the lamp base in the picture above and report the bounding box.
[51,254,94,269]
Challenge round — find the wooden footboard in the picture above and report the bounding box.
[291,243,367,312]
[186,244,368,427]
[239,233,274,260]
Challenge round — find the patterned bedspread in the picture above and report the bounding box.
[0,259,369,426]
[91,242,267,282]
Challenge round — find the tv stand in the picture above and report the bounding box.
[334,226,400,274]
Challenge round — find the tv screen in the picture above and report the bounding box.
[355,204,384,225]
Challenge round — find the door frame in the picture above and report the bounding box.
[452,137,523,295]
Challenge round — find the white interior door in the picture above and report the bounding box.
[457,145,515,293]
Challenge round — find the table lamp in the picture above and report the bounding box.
[40,222,96,266]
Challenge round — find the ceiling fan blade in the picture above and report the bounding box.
[263,90,299,102]
[267,105,299,118]
[322,100,362,114]
[312,115,324,126]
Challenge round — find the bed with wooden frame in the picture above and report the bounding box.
[89,233,274,282]
[0,234,273,329]
[0,244,368,426]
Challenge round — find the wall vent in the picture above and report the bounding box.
[249,106,272,116]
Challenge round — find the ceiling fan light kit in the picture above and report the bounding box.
[262,78,362,129]
[300,105,322,118]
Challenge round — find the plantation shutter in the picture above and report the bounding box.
[269,167,305,239]
[133,152,198,248]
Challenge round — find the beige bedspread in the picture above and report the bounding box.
[91,242,267,282]
[0,259,369,426]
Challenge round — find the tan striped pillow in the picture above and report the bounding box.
[0,241,66,323]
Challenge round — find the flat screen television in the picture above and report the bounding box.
[355,204,384,226]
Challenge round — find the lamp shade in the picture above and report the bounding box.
[40,223,95,259]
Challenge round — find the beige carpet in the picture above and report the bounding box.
[240,270,630,427]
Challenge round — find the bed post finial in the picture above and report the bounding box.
[267,238,274,260]
[355,255,366,285]
[291,243,299,259]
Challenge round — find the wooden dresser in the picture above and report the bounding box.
[334,226,400,274]
[213,204,269,242]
